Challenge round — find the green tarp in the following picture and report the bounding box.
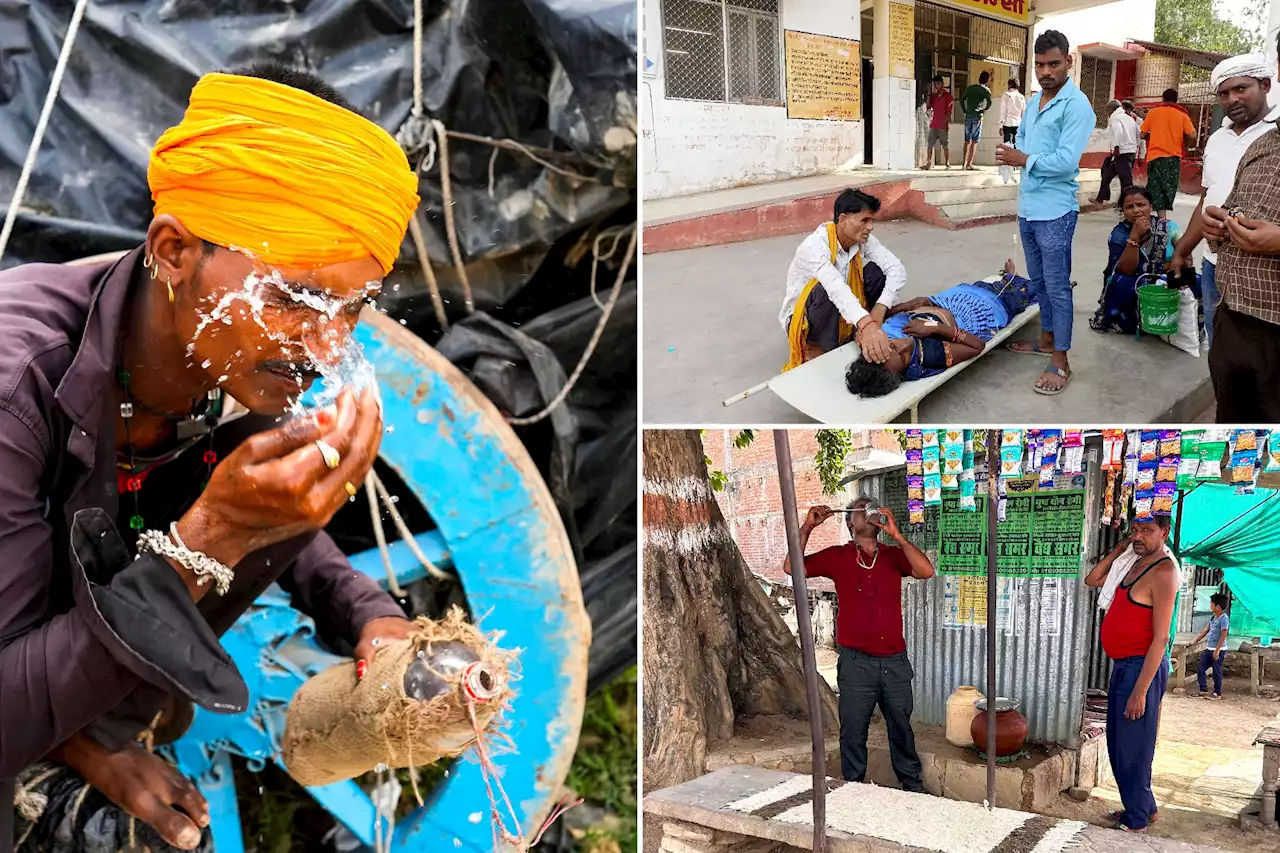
[1177,484,1280,638]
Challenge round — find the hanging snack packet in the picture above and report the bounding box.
[909,498,926,525]
[906,448,923,476]
[1235,429,1258,452]
[906,429,924,451]
[924,473,943,505]
[1002,429,1023,447]
[1231,449,1256,483]
[1139,436,1158,463]
[1159,429,1181,459]
[923,444,941,476]
[1156,457,1179,483]
[1133,496,1154,521]
[923,430,940,449]
[1137,465,1156,490]
[1102,470,1117,526]
[1153,482,1176,516]
[1267,430,1280,473]
[1178,431,1202,487]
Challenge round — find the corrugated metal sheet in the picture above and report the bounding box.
[872,451,1104,748]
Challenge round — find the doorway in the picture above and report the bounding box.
[862,56,874,165]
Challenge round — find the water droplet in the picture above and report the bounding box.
[200,359,212,369]
[385,425,395,434]
[468,813,482,824]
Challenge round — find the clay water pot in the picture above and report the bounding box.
[970,697,1028,757]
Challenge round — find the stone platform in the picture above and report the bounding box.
[644,765,1236,853]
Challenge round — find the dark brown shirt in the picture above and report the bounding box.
[0,248,403,849]
[1217,127,1280,326]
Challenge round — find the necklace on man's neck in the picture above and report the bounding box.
[115,310,223,533]
[856,540,879,570]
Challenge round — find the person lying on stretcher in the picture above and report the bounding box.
[844,259,1036,397]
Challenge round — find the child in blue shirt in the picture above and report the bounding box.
[1195,593,1230,698]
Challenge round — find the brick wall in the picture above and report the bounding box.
[702,430,902,586]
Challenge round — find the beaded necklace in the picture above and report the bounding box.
[116,368,221,532]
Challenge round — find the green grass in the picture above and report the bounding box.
[566,667,638,853]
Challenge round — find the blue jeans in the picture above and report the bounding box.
[1019,212,1078,351]
[964,115,982,142]
[1197,649,1224,694]
[1201,258,1219,348]
[1107,655,1169,830]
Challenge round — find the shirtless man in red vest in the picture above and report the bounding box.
[1086,516,1180,832]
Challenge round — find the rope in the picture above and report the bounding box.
[430,119,474,315]
[411,0,424,119]
[0,0,91,265]
[588,225,630,310]
[366,473,408,598]
[366,470,452,589]
[406,212,449,330]
[507,225,636,427]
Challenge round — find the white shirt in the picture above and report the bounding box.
[1000,90,1026,127]
[1201,104,1279,264]
[779,225,907,330]
[1108,108,1140,155]
[1098,544,1179,611]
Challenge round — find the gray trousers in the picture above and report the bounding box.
[836,647,924,791]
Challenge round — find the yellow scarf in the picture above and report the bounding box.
[783,222,867,372]
[149,73,420,275]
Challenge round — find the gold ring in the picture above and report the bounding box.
[345,481,358,496]
[316,439,341,470]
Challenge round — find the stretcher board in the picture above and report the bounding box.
[763,287,1041,424]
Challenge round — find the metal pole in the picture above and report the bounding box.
[774,430,827,853]
[985,429,999,808]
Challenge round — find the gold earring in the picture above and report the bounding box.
[167,276,174,302]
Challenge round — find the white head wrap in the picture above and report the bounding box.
[1211,53,1273,92]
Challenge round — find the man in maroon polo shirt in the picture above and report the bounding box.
[784,496,936,792]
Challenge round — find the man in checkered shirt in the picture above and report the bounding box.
[1203,33,1280,421]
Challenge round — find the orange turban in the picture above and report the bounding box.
[148,73,420,275]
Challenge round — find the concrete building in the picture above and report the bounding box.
[642,0,1154,200]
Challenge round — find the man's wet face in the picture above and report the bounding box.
[1130,520,1167,556]
[177,245,383,414]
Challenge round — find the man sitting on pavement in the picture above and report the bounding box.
[779,189,906,371]
[1173,54,1275,351]
[785,498,936,793]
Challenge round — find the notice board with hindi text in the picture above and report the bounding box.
[888,3,914,79]
[937,480,1085,578]
[784,30,861,121]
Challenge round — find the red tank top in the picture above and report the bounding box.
[1101,557,1169,660]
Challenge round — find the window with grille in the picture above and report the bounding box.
[661,0,782,104]
[1079,55,1114,129]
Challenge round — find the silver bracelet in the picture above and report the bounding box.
[136,523,235,596]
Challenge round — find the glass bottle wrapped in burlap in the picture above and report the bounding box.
[283,607,514,787]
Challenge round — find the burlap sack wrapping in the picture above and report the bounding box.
[282,608,514,787]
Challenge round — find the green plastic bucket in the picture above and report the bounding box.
[1138,285,1179,335]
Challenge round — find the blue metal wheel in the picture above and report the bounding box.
[165,310,590,852]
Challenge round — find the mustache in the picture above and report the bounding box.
[260,359,322,382]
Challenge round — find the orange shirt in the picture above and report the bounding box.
[1140,105,1196,160]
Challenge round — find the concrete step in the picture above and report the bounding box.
[908,172,1006,192]
[924,176,1101,210]
[940,188,1101,225]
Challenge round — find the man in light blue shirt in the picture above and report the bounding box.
[1195,593,1230,698]
[996,30,1096,396]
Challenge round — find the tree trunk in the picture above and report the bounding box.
[642,429,838,791]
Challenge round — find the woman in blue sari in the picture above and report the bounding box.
[1090,185,1186,335]
[845,259,1037,397]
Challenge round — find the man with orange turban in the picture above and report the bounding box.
[0,64,424,853]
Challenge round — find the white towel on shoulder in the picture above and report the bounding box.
[1099,545,1138,611]
[1099,544,1180,611]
